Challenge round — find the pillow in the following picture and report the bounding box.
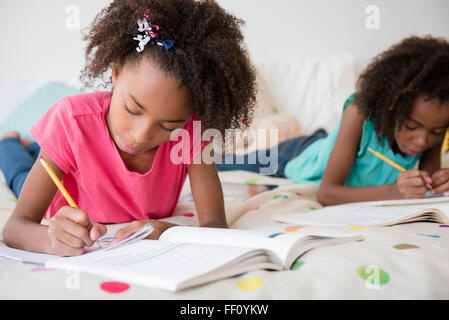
[219,68,303,155]
[257,54,358,134]
[235,111,303,154]
[0,82,82,141]
[251,67,279,119]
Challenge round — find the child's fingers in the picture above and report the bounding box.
[431,169,449,188]
[109,221,147,246]
[420,171,432,185]
[52,239,84,257]
[89,222,107,241]
[431,180,449,194]
[50,215,94,247]
[406,176,429,188]
[109,227,135,247]
[57,229,89,250]
[400,177,428,197]
[404,188,428,198]
[59,207,92,228]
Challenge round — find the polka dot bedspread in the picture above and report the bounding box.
[1,170,448,299]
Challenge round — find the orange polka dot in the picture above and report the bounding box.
[283,226,304,232]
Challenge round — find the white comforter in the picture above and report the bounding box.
[1,170,448,299]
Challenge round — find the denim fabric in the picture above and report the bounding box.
[0,137,41,197]
[216,129,327,178]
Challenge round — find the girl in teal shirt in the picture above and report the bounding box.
[217,36,449,205]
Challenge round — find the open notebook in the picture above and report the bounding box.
[0,225,363,292]
[0,223,154,264]
[271,196,449,227]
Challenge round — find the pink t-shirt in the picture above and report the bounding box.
[30,91,204,223]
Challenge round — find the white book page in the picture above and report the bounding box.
[85,223,153,252]
[160,226,317,265]
[343,195,449,208]
[0,245,58,265]
[45,240,260,292]
[271,204,448,227]
[0,223,154,265]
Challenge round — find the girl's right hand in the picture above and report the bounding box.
[47,206,106,256]
[395,169,432,199]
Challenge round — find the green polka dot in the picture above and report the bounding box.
[356,265,389,286]
[290,260,305,271]
[245,179,258,184]
[272,195,288,200]
[8,198,17,202]
[309,207,317,210]
[271,106,278,114]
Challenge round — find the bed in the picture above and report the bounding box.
[1,56,449,300]
[1,169,449,299]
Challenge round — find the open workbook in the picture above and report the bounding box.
[271,196,449,227]
[0,225,363,292]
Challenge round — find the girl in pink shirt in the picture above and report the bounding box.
[1,0,256,256]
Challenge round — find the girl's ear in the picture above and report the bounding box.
[111,62,121,85]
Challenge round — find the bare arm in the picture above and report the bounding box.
[187,158,227,228]
[2,150,103,255]
[317,102,401,205]
[2,150,62,252]
[103,153,228,246]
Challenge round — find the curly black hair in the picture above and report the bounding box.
[80,0,256,138]
[354,35,449,152]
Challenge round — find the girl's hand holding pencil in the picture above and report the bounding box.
[429,168,449,195]
[367,147,434,199]
[47,206,107,256]
[395,169,434,199]
[39,156,107,256]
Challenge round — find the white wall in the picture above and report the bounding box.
[0,0,448,89]
[221,0,449,69]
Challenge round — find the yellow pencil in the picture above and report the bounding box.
[367,147,406,172]
[367,147,432,189]
[39,157,79,208]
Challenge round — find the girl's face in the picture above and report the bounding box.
[107,59,194,157]
[394,95,449,156]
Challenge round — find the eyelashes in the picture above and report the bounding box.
[125,104,140,116]
[405,123,446,136]
[160,125,176,132]
[124,105,176,132]
[405,124,417,131]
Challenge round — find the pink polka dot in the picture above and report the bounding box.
[183,213,194,217]
[100,281,130,294]
[30,267,54,272]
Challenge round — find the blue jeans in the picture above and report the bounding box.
[0,137,41,198]
[216,129,327,178]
